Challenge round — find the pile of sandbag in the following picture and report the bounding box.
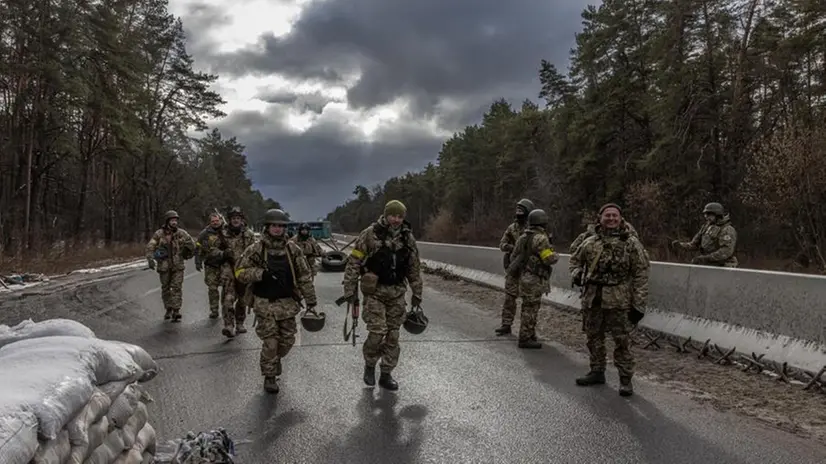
[0,319,160,464]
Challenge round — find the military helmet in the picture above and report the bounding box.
[164,210,179,221]
[227,206,244,218]
[263,209,290,225]
[702,202,725,216]
[402,306,428,335]
[516,198,534,214]
[528,208,549,227]
[300,308,326,332]
[299,223,310,231]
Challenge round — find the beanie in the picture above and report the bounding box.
[599,203,622,215]
[384,200,407,217]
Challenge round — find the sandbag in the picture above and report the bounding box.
[117,402,148,449]
[141,451,153,464]
[67,416,108,464]
[113,448,144,464]
[134,423,156,455]
[0,410,38,464]
[0,319,96,349]
[85,439,121,464]
[108,384,141,429]
[66,389,111,446]
[99,381,131,402]
[108,341,159,382]
[31,429,71,464]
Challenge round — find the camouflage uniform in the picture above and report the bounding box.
[291,223,324,279]
[570,221,640,254]
[674,202,738,267]
[235,209,317,394]
[343,200,423,391]
[195,221,228,319]
[506,209,559,348]
[145,210,196,322]
[569,204,649,396]
[220,207,256,337]
[495,198,534,336]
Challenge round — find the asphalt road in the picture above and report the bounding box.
[2,262,826,463]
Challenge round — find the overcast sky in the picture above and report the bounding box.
[168,0,595,221]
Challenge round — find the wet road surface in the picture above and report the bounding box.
[2,262,826,463]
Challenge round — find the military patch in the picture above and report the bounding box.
[722,235,731,241]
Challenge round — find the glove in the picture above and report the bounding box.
[411,295,422,307]
[691,255,709,265]
[147,258,155,270]
[195,261,202,272]
[571,269,583,287]
[628,307,645,325]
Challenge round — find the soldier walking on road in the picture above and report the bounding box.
[495,198,534,336]
[194,212,228,319]
[672,202,738,267]
[569,203,649,397]
[342,200,424,391]
[234,209,318,394]
[220,206,256,338]
[505,209,559,349]
[145,210,196,322]
[291,223,324,280]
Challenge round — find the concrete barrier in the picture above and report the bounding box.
[332,233,826,374]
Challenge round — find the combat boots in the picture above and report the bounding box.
[575,370,606,386]
[263,376,279,394]
[171,310,182,323]
[164,309,172,321]
[236,322,247,334]
[518,339,542,349]
[221,324,235,338]
[363,365,376,386]
[494,324,511,336]
[209,309,219,319]
[619,377,633,397]
[378,372,398,391]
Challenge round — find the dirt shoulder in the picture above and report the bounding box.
[422,270,826,444]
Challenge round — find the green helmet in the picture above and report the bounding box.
[164,210,179,221]
[702,202,725,216]
[516,198,534,214]
[263,209,290,225]
[299,223,310,231]
[528,208,549,227]
[227,206,243,218]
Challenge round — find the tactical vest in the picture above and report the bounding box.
[523,231,553,279]
[252,248,297,300]
[588,234,632,286]
[363,227,412,286]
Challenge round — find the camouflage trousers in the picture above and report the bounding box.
[158,269,184,312]
[500,273,520,325]
[203,266,224,314]
[582,293,635,378]
[517,273,545,342]
[362,293,406,373]
[253,298,300,377]
[221,276,248,327]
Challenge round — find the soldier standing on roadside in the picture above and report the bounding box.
[569,203,649,397]
[145,210,196,322]
[495,198,535,336]
[505,209,559,349]
[219,206,256,338]
[234,209,318,394]
[291,223,324,280]
[672,202,738,267]
[342,200,424,391]
[570,215,641,254]
[194,212,228,319]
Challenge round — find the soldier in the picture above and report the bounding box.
[570,217,640,254]
[145,210,196,322]
[219,206,256,338]
[291,223,324,280]
[672,202,738,267]
[234,209,318,394]
[194,213,228,319]
[505,209,559,348]
[569,203,649,397]
[495,198,535,336]
[342,200,423,391]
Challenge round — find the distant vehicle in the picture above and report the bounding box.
[286,221,332,240]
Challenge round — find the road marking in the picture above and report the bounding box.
[92,271,199,317]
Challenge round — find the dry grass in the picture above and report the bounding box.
[0,242,146,276]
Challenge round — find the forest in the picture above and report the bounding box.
[0,0,279,270]
[326,0,826,273]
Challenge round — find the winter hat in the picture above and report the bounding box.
[384,200,407,217]
[599,203,622,215]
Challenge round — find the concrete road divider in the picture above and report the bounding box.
[332,233,826,379]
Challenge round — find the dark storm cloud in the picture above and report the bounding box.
[255,89,339,114]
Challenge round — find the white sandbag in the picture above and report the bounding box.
[66,389,111,446]
[133,423,156,455]
[0,319,96,349]
[108,384,141,429]
[108,341,159,382]
[99,381,131,402]
[113,448,144,464]
[141,451,153,464]
[84,439,121,464]
[0,410,39,464]
[66,415,108,464]
[31,429,71,464]
[117,402,148,449]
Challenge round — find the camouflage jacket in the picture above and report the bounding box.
[569,224,649,310]
[291,235,323,260]
[222,226,256,275]
[510,227,559,280]
[679,215,738,267]
[499,221,527,253]
[570,221,639,254]
[343,216,423,301]
[195,225,228,268]
[234,233,317,307]
[145,227,196,272]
